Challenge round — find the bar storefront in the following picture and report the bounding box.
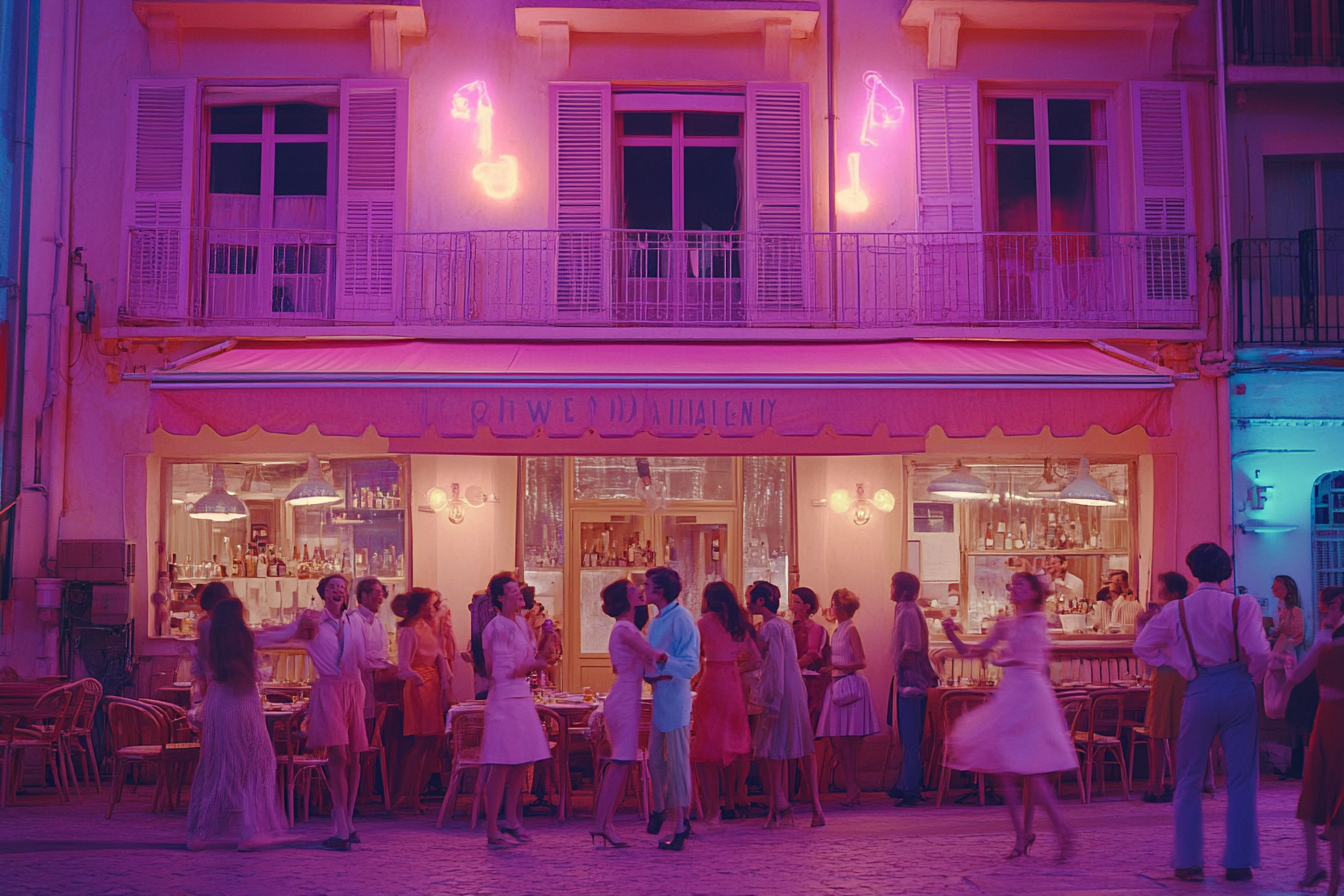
[141,338,1197,699]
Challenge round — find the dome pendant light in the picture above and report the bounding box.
[189,464,248,521]
[285,455,341,507]
[1058,457,1118,507]
[928,462,989,500]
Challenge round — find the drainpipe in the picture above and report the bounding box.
[31,0,79,583]
[824,0,838,323]
[1211,0,1235,550]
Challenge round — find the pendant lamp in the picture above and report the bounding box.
[285,455,341,507]
[928,462,989,500]
[1058,457,1118,507]
[189,465,248,521]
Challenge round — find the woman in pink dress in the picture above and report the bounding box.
[941,572,1077,861]
[589,579,667,847]
[393,588,451,812]
[791,587,830,731]
[480,572,552,849]
[690,581,760,824]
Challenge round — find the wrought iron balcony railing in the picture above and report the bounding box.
[122,228,1198,330]
[1231,0,1344,65]
[1235,229,1344,344]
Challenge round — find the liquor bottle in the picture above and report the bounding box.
[645,540,655,566]
[245,549,257,578]
[276,549,288,578]
[391,482,401,508]
[395,549,405,578]
[994,523,1006,552]
[370,549,381,577]
[1090,526,1100,549]
[211,554,221,578]
[984,525,994,550]
[233,545,244,577]
[383,546,393,575]
[169,553,178,583]
[1016,519,1027,550]
[711,534,721,564]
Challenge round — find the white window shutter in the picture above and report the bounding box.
[1131,82,1195,314]
[121,79,196,321]
[745,82,811,314]
[914,79,981,232]
[337,79,407,322]
[550,82,611,317]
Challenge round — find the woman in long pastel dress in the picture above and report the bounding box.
[394,588,452,812]
[589,579,667,847]
[941,572,1076,861]
[747,581,824,828]
[815,588,879,807]
[1287,586,1344,894]
[690,581,760,824]
[480,572,552,849]
[186,596,299,851]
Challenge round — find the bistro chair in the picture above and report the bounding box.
[271,706,328,826]
[1055,694,1091,802]
[593,701,654,820]
[1074,690,1130,802]
[104,697,200,817]
[934,690,988,807]
[357,702,392,813]
[65,678,104,793]
[536,706,570,821]
[2,686,75,807]
[438,708,487,829]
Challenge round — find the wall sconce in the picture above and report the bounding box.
[421,483,496,524]
[826,483,895,526]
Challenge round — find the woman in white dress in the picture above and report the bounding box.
[589,579,667,847]
[815,588,880,807]
[746,581,824,828]
[480,572,552,849]
[941,572,1077,861]
[186,595,299,851]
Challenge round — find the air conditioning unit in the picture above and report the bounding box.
[56,540,134,583]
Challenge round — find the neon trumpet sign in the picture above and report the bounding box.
[837,71,903,216]
[452,80,518,200]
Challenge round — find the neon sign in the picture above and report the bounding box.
[837,71,903,215]
[452,80,518,200]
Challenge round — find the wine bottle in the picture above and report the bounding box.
[711,534,721,563]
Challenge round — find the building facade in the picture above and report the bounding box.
[1225,0,1344,638]
[0,0,1232,737]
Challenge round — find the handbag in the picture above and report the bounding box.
[830,673,863,707]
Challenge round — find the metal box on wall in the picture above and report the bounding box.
[90,584,132,625]
[56,540,134,583]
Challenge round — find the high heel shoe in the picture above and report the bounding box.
[486,836,514,850]
[499,826,533,844]
[811,811,827,828]
[658,828,689,851]
[589,830,630,848]
[646,810,666,836]
[838,793,862,808]
[1005,833,1036,859]
[1057,828,1077,864]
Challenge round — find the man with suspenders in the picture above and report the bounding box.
[1134,543,1270,882]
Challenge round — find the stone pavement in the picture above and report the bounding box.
[0,779,1324,896]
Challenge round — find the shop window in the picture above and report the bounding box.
[907,458,1134,636]
[159,457,408,640]
[1313,471,1344,597]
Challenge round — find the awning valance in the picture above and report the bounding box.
[146,339,1174,447]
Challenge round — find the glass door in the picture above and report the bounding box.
[567,511,656,692]
[659,511,737,614]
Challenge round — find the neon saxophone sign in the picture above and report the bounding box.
[452,80,518,200]
[836,71,904,215]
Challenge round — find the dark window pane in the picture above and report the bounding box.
[274,142,329,196]
[994,144,1037,231]
[210,104,263,135]
[622,146,673,230]
[684,146,740,231]
[1049,145,1096,232]
[684,113,740,137]
[622,112,673,136]
[994,98,1034,140]
[1047,99,1094,141]
[209,142,262,194]
[275,103,329,135]
[1264,157,1316,237]
[1322,159,1344,230]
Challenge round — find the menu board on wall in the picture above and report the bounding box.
[918,533,961,583]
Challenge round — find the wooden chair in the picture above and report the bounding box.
[437,708,486,828]
[1055,694,1091,802]
[1074,691,1130,802]
[104,697,200,817]
[934,690,988,807]
[593,701,653,819]
[12,683,80,803]
[271,706,328,826]
[64,678,103,794]
[537,706,570,821]
[357,703,392,812]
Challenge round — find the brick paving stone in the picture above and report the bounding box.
[0,779,1320,895]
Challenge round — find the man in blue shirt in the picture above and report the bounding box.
[643,566,700,850]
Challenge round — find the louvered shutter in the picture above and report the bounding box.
[121,79,196,321]
[913,80,981,321]
[337,79,407,322]
[745,82,811,315]
[914,80,980,232]
[550,82,611,318]
[1131,82,1195,319]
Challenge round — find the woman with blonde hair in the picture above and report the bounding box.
[393,588,451,812]
[815,588,879,807]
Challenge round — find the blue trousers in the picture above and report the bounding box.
[896,694,927,796]
[1173,662,1260,870]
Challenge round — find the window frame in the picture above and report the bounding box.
[981,88,1115,235]
[616,110,744,234]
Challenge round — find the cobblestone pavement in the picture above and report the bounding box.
[0,779,1324,895]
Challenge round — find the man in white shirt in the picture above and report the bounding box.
[1046,555,1085,604]
[298,574,370,851]
[1109,571,1142,632]
[350,577,393,730]
[1133,543,1270,883]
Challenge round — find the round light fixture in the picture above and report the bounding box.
[928,462,989,500]
[189,465,248,521]
[871,488,897,514]
[828,488,853,514]
[426,487,450,512]
[284,455,341,507]
[1058,457,1118,507]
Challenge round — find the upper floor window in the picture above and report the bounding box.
[618,111,742,234]
[983,94,1110,234]
[1264,154,1344,237]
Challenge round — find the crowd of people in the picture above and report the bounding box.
[178,544,1344,893]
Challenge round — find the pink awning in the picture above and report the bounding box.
[146,339,1174,449]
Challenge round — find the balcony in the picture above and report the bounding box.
[1234,229,1344,345]
[1230,0,1344,80]
[120,228,1198,334]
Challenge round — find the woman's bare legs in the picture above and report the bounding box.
[1328,825,1341,896]
[591,760,632,843]
[695,762,723,823]
[832,736,862,804]
[1026,775,1074,861]
[1304,821,1325,886]
[802,753,825,823]
[325,745,358,840]
[397,735,433,811]
[999,774,1027,854]
[484,763,529,843]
